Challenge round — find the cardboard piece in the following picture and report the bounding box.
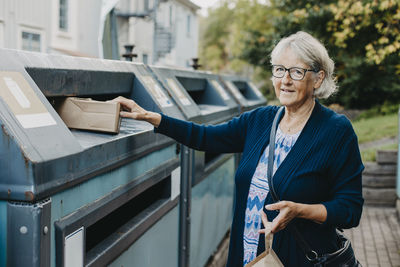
[57,97,121,134]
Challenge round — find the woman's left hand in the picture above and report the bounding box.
[264,201,300,233]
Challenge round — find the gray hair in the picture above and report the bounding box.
[270,31,337,99]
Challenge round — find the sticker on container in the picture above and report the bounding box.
[141,76,173,107]
[225,81,244,100]
[210,80,230,101]
[64,227,84,267]
[171,167,181,201]
[0,72,57,129]
[166,78,191,106]
[249,82,263,97]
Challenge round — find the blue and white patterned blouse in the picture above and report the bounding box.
[243,126,301,266]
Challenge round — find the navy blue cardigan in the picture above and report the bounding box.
[155,101,364,267]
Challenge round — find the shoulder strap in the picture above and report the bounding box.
[266,106,319,263]
[267,106,284,202]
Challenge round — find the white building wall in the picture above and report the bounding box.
[175,4,198,67]
[156,1,198,68]
[116,0,155,63]
[51,0,78,53]
[0,0,198,65]
[0,0,51,52]
[129,18,154,63]
[76,0,102,57]
[0,1,5,48]
[0,22,4,48]
[50,0,102,57]
[0,0,105,58]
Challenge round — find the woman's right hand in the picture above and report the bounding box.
[112,96,162,127]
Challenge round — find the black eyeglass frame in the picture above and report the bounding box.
[271,64,318,81]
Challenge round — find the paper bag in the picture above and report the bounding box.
[245,222,284,267]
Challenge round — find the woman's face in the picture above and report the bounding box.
[272,48,323,110]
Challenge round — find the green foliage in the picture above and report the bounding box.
[198,0,277,78]
[199,0,400,109]
[356,102,399,120]
[198,3,235,72]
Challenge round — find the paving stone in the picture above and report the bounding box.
[206,206,400,267]
[346,206,400,267]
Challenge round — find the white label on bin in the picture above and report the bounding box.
[249,82,263,97]
[166,78,191,106]
[16,113,57,129]
[210,80,230,101]
[64,227,84,267]
[141,76,173,107]
[226,81,244,100]
[3,77,31,108]
[171,167,181,200]
[0,72,57,129]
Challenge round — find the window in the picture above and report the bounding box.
[59,0,68,31]
[21,32,41,52]
[144,0,149,11]
[186,15,191,37]
[142,54,148,64]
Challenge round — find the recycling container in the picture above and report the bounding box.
[149,66,240,267]
[219,74,266,113]
[0,49,183,267]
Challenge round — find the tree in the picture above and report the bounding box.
[199,2,234,72]
[199,0,279,96]
[200,0,400,108]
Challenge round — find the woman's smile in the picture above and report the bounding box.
[280,88,295,93]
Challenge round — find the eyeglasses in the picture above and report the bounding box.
[272,65,318,81]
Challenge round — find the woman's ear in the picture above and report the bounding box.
[314,70,325,89]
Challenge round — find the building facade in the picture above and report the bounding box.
[115,0,200,67]
[0,0,199,68]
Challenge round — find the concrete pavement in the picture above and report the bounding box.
[206,205,400,267]
[344,206,400,267]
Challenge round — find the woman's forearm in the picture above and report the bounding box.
[144,111,162,127]
[296,203,327,224]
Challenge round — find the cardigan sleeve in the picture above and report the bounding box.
[321,125,364,229]
[154,111,252,153]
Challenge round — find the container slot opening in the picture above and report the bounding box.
[233,81,259,100]
[25,67,134,98]
[176,76,225,106]
[45,94,131,112]
[205,152,222,166]
[85,175,171,253]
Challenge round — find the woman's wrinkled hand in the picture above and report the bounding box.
[112,96,161,127]
[112,96,147,120]
[258,210,272,235]
[264,201,300,233]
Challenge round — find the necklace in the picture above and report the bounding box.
[280,101,315,134]
[281,117,307,133]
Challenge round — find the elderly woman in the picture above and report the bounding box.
[115,31,363,267]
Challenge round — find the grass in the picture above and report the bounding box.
[352,113,398,144]
[360,143,398,162]
[351,112,398,162]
